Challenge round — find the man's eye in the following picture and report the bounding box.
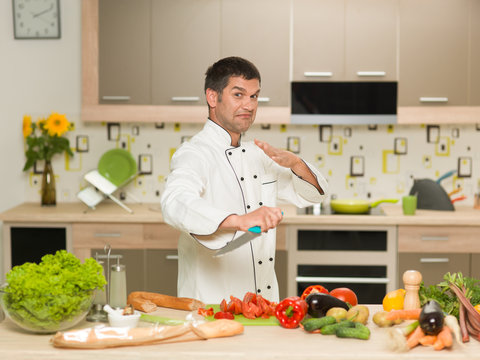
[234,93,243,97]
[251,94,258,99]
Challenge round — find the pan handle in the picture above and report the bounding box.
[370,199,399,208]
[436,169,456,184]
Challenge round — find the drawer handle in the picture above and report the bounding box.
[101,96,131,101]
[166,255,179,260]
[420,97,448,103]
[94,233,121,238]
[303,71,333,77]
[356,71,386,77]
[296,276,389,284]
[258,97,270,103]
[171,96,200,102]
[420,258,450,263]
[421,236,449,241]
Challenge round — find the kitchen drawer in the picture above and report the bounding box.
[72,223,144,248]
[398,226,480,253]
[398,253,470,287]
[143,224,179,249]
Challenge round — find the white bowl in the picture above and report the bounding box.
[107,309,141,328]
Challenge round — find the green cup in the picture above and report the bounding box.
[402,195,417,215]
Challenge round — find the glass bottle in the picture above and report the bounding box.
[41,160,56,206]
[109,261,127,309]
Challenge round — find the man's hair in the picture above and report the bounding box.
[204,57,261,101]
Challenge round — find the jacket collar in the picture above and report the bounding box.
[204,119,242,148]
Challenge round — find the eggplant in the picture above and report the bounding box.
[305,293,349,318]
[419,300,444,335]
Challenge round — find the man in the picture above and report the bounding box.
[161,57,327,304]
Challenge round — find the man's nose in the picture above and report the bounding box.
[242,97,257,110]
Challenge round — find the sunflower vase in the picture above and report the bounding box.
[41,160,56,206]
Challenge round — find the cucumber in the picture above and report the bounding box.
[320,320,355,335]
[302,316,336,332]
[336,322,371,340]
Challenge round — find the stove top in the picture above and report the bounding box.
[300,205,386,216]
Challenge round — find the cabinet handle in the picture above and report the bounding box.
[258,97,270,103]
[166,255,178,260]
[101,96,131,101]
[356,71,386,77]
[420,97,448,103]
[94,233,121,238]
[296,276,389,284]
[303,71,333,78]
[420,258,450,263]
[421,236,449,241]
[171,96,200,102]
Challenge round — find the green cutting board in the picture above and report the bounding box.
[205,304,279,326]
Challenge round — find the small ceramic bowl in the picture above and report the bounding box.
[107,309,141,328]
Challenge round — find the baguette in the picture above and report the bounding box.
[127,291,205,312]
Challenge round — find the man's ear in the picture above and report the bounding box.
[206,88,218,108]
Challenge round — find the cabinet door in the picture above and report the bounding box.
[470,0,480,105]
[151,0,221,106]
[145,249,179,296]
[99,0,151,104]
[398,0,469,106]
[345,0,398,81]
[398,253,470,287]
[221,0,290,106]
[292,0,345,81]
[471,254,480,279]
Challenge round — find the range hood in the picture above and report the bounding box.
[291,82,397,125]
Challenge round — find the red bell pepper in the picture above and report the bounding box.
[275,296,308,329]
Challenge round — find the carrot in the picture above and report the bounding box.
[419,335,437,346]
[435,326,453,350]
[386,308,422,321]
[406,325,425,349]
[433,336,445,351]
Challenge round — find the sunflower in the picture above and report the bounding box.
[22,115,33,138]
[44,112,71,137]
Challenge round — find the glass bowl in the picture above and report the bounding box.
[0,285,97,334]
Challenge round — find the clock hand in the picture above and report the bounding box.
[32,4,54,18]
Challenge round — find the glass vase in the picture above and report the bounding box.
[41,160,56,206]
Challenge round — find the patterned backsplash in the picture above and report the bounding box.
[24,116,480,208]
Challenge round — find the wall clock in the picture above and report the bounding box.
[12,0,61,39]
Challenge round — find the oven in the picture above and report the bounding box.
[286,213,397,304]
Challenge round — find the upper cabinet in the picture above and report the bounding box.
[470,0,480,105]
[151,0,220,106]
[398,0,469,106]
[98,0,151,105]
[221,0,290,107]
[292,0,398,82]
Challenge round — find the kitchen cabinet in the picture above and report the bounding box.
[397,225,480,285]
[151,0,220,106]
[471,254,480,279]
[292,0,397,81]
[398,0,469,106]
[470,0,480,105]
[98,0,151,105]
[221,0,290,106]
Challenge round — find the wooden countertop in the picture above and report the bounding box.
[1,202,480,226]
[1,305,479,359]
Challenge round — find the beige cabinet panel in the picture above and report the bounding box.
[221,0,290,106]
[470,0,480,105]
[145,249,179,296]
[398,253,470,287]
[345,0,398,81]
[151,0,221,106]
[398,0,469,106]
[292,0,345,81]
[470,254,480,279]
[99,0,151,105]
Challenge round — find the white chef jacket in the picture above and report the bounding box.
[160,120,328,304]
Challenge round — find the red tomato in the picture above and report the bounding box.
[329,287,358,306]
[214,311,235,320]
[300,285,329,300]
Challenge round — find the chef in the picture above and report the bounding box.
[160,57,328,304]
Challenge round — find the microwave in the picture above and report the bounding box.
[291,81,397,125]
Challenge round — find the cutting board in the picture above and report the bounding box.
[205,304,279,326]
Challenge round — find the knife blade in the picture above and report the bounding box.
[214,226,262,257]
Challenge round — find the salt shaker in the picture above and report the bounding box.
[109,258,127,309]
[403,270,422,310]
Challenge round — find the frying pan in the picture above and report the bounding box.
[330,198,398,214]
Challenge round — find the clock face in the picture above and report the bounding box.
[13,0,61,39]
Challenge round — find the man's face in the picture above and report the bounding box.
[208,76,260,136]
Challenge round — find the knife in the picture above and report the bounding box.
[214,226,262,257]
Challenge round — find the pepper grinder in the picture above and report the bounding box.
[109,257,127,309]
[403,270,422,310]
